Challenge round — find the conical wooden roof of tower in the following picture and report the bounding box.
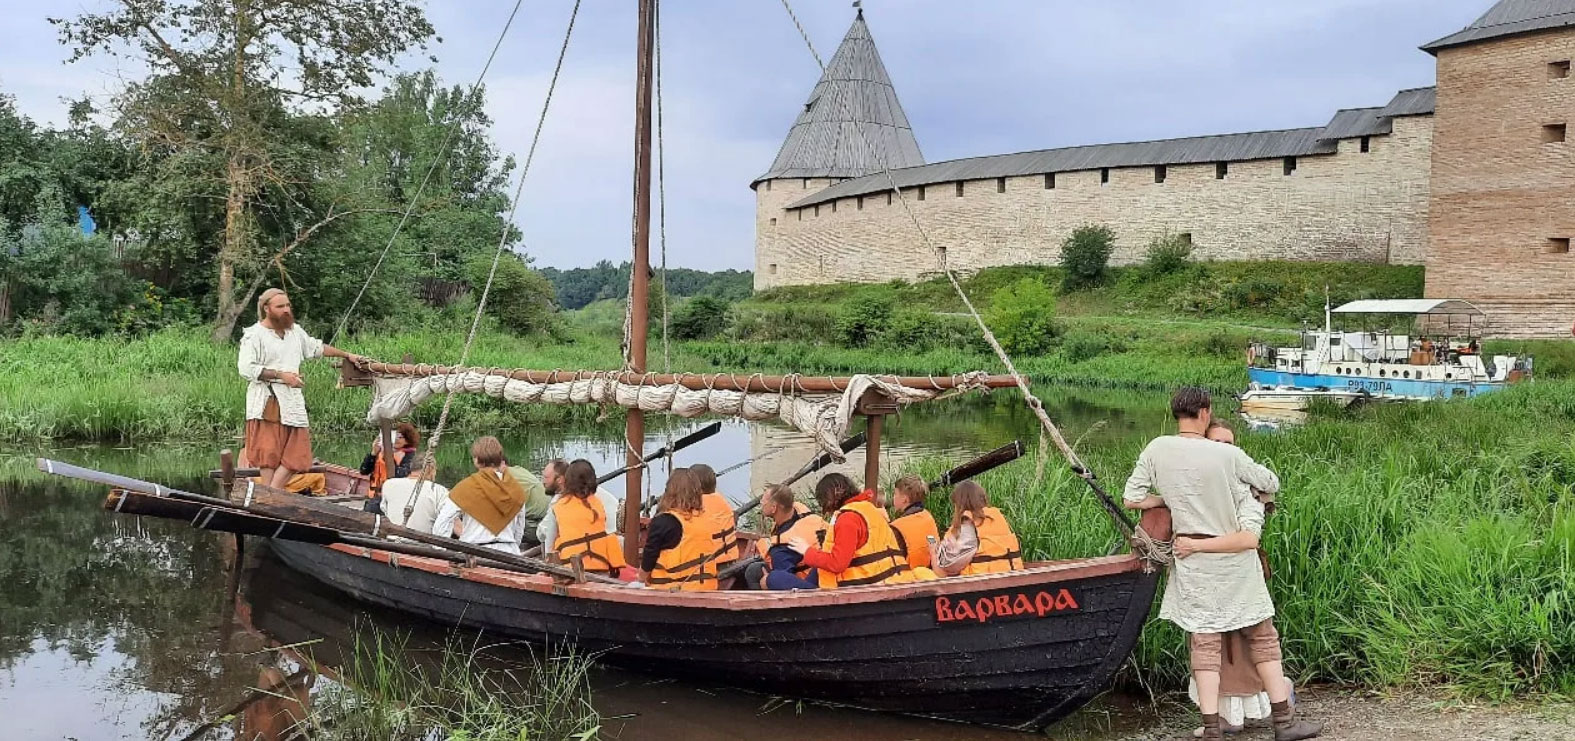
[754,8,924,185]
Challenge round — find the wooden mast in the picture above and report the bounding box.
[623,0,657,566]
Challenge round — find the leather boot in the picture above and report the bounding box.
[1271,700,1322,740]
[1199,713,1223,741]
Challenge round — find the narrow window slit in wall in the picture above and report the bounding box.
[1215,162,1228,179]
[1100,168,1110,185]
[997,177,1006,193]
[956,181,965,197]
[1545,238,1571,254]
[1360,136,1371,153]
[1283,157,1297,176]
[1550,60,1570,79]
[1154,165,1167,184]
[1045,173,1056,189]
[1542,123,1566,143]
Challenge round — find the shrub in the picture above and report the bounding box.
[671,295,730,340]
[835,293,894,348]
[465,253,557,336]
[3,222,147,336]
[1142,233,1193,278]
[985,278,1059,356]
[1060,328,1123,363]
[1060,224,1116,291]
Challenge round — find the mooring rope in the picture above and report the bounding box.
[329,0,528,347]
[776,0,1154,555]
[403,0,584,520]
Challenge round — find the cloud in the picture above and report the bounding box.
[1,0,1497,271]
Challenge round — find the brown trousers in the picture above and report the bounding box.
[244,397,313,473]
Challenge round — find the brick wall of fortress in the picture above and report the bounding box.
[754,116,1433,291]
[1428,31,1575,339]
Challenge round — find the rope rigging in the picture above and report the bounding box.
[402,0,585,520]
[774,0,1161,562]
[329,0,529,348]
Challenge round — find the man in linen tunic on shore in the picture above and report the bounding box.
[1124,436,1277,632]
[1123,386,1321,741]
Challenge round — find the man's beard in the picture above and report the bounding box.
[270,312,295,330]
[545,485,559,496]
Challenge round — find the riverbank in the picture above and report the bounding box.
[916,379,1575,700]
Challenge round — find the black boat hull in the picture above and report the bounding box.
[270,539,1159,730]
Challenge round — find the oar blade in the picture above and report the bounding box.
[929,440,1025,489]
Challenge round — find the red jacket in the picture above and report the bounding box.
[800,490,877,573]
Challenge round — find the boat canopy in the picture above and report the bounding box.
[1331,298,1484,316]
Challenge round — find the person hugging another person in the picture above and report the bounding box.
[1123,387,1319,741]
[637,467,719,591]
[931,480,1024,577]
[747,484,830,591]
[431,436,530,556]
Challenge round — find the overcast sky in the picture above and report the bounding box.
[1,0,1492,271]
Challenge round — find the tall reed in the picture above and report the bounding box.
[905,380,1575,698]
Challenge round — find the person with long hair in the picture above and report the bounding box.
[360,421,420,499]
[931,481,1023,577]
[638,468,719,591]
[238,288,363,490]
[785,473,911,587]
[543,459,628,577]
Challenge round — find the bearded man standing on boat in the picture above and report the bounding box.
[1123,387,1321,741]
[239,288,364,490]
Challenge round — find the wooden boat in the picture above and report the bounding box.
[268,538,1158,730]
[209,460,371,499]
[41,2,1172,733]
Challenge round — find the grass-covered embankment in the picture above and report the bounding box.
[907,381,1575,699]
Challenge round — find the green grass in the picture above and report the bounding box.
[306,628,600,740]
[902,380,1575,699]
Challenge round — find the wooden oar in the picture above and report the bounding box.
[597,421,721,486]
[730,431,867,519]
[104,489,586,579]
[38,458,618,585]
[717,439,1026,582]
[928,440,1025,489]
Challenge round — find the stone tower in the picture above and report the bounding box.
[1423,0,1575,337]
[752,8,924,289]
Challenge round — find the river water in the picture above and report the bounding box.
[0,389,1181,740]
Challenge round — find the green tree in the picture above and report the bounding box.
[466,252,556,336]
[1060,224,1116,291]
[835,293,895,348]
[52,0,436,340]
[671,295,730,340]
[985,278,1059,356]
[1142,232,1193,278]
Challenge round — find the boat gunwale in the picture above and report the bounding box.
[320,542,1143,610]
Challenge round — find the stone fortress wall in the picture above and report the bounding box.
[753,2,1575,337]
[755,114,1434,289]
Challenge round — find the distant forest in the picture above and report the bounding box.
[541,261,753,311]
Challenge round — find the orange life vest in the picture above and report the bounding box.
[821,499,909,587]
[962,506,1023,576]
[754,510,833,588]
[648,510,718,591]
[551,494,627,575]
[890,506,939,570]
[700,492,739,565]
